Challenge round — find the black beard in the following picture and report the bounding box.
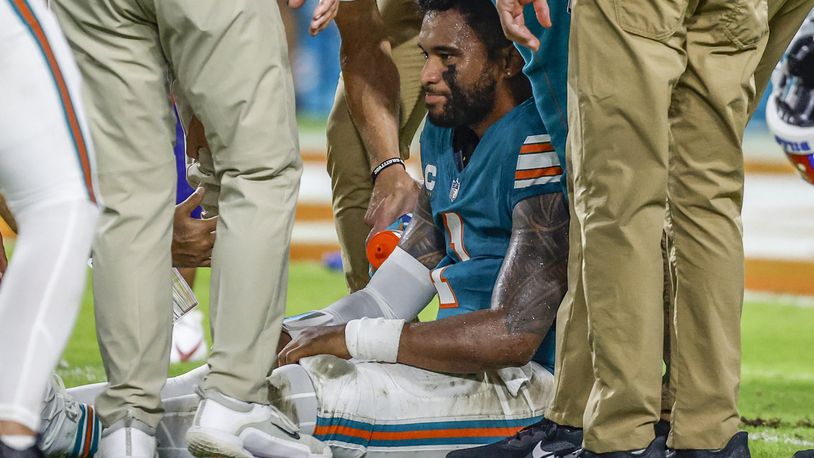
[427,64,497,128]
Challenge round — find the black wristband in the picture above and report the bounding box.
[371,157,406,183]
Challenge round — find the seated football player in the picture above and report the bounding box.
[47,1,568,456]
[264,1,568,454]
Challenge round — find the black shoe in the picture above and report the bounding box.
[794,450,814,458]
[577,436,667,458]
[0,440,44,458]
[655,420,671,438]
[446,418,582,458]
[666,432,750,458]
[525,440,581,457]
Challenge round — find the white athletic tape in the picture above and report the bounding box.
[344,317,405,363]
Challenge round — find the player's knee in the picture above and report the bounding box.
[268,363,318,434]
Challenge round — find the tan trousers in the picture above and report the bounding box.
[557,0,767,452]
[326,0,426,292]
[549,2,810,447]
[52,0,301,429]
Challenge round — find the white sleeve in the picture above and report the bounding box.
[283,247,436,337]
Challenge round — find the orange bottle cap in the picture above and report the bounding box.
[366,230,402,269]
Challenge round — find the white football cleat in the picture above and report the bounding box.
[170,310,207,364]
[97,421,156,458]
[39,373,101,458]
[185,391,331,458]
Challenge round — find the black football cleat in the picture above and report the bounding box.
[447,418,582,458]
[526,440,581,457]
[793,450,814,458]
[655,420,671,438]
[572,436,667,458]
[666,432,750,458]
[0,440,44,458]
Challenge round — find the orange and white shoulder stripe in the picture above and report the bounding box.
[514,134,562,189]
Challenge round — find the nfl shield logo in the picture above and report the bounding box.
[449,178,461,202]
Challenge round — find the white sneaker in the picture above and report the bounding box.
[185,391,331,458]
[170,310,207,364]
[97,421,156,458]
[39,373,102,458]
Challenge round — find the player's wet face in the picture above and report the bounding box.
[419,10,498,128]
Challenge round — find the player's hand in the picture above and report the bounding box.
[172,188,217,267]
[287,0,340,36]
[495,0,551,51]
[271,330,293,369]
[365,166,421,238]
[277,325,350,365]
[185,116,208,161]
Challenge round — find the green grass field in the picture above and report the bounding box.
[57,264,813,458]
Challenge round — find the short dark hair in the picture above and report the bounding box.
[417,0,513,60]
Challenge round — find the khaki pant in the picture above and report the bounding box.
[560,0,767,451]
[548,1,810,448]
[52,0,301,429]
[326,0,426,292]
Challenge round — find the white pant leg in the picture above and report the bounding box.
[0,0,99,431]
[298,356,555,458]
[68,357,551,458]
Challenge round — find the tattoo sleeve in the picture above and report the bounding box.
[495,192,569,337]
[399,187,446,269]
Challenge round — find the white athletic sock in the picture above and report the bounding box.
[1,435,36,450]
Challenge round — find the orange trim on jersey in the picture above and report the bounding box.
[82,405,94,458]
[520,143,555,154]
[514,167,563,180]
[313,424,524,441]
[12,0,96,203]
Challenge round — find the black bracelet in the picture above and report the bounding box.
[371,157,406,183]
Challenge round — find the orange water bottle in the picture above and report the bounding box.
[367,214,412,272]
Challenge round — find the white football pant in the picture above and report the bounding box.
[0,0,99,432]
[67,356,553,458]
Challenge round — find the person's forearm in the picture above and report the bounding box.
[336,0,402,168]
[397,310,541,374]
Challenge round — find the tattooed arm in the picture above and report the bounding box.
[396,192,569,374]
[278,191,568,373]
[277,187,444,364]
[398,186,446,268]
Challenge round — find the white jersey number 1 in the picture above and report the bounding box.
[431,213,470,309]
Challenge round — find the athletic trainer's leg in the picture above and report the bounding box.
[667,0,766,448]
[157,0,300,403]
[52,0,177,432]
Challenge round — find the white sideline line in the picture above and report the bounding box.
[291,222,338,244]
[744,291,814,308]
[741,367,814,382]
[751,432,814,447]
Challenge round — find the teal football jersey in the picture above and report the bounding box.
[419,98,563,372]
